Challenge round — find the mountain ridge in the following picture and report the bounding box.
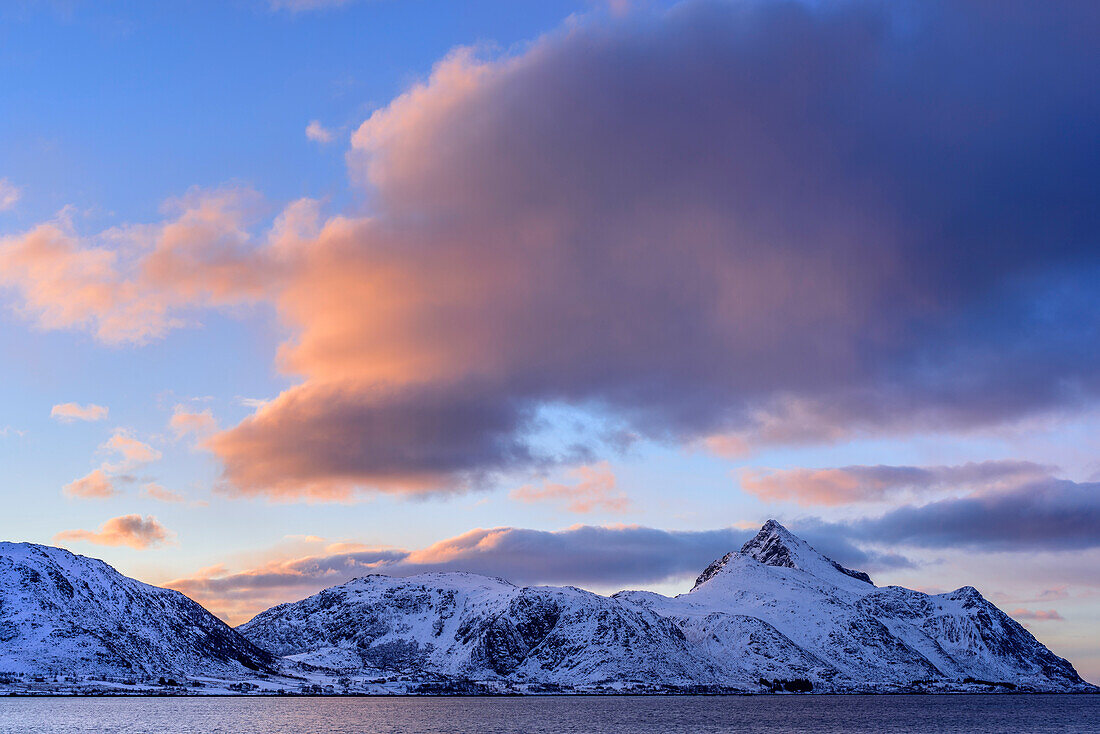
[0,541,275,683]
[0,523,1093,694]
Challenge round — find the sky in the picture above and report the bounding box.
[0,0,1098,683]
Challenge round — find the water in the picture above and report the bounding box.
[0,695,1097,733]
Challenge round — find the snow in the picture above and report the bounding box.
[0,541,274,682]
[1,524,1093,695]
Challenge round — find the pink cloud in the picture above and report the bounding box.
[142,482,185,504]
[63,469,117,500]
[305,120,335,143]
[50,402,109,423]
[101,430,162,472]
[54,514,171,550]
[169,404,218,439]
[0,187,275,344]
[1010,608,1065,622]
[511,462,629,513]
[3,2,1098,504]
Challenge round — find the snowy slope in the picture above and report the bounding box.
[0,542,274,679]
[239,521,1092,692]
[239,572,720,687]
[617,521,1086,689]
[1,525,1089,693]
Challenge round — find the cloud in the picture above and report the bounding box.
[142,483,182,503]
[824,477,1100,552]
[210,0,1100,500]
[5,2,1100,500]
[205,380,541,501]
[101,429,162,472]
[0,187,273,344]
[54,514,171,549]
[269,0,352,11]
[50,402,109,423]
[305,120,335,144]
[0,178,20,211]
[285,534,326,543]
[740,460,1052,506]
[511,461,629,513]
[63,429,163,500]
[63,469,117,500]
[165,520,908,623]
[169,404,218,439]
[1010,608,1065,622]
[142,482,207,507]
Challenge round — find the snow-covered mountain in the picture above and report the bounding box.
[0,542,274,680]
[238,521,1091,692]
[1,524,1091,693]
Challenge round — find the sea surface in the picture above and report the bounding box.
[0,695,1097,733]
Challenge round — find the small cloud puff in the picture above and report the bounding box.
[0,178,20,211]
[305,120,336,144]
[170,404,218,439]
[511,462,630,513]
[63,469,117,499]
[51,402,109,423]
[54,514,172,550]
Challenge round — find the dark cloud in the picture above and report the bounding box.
[826,478,1100,551]
[207,381,544,500]
[204,0,1100,498]
[741,460,1052,506]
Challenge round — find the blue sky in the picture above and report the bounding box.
[1,0,1098,682]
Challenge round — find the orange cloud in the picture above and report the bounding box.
[101,430,162,472]
[142,482,184,503]
[63,469,117,499]
[511,462,630,513]
[63,430,164,500]
[54,514,171,549]
[0,219,166,343]
[6,2,1099,506]
[51,402,109,423]
[0,187,277,344]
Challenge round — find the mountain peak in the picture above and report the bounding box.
[739,519,799,564]
[744,519,874,585]
[692,520,873,591]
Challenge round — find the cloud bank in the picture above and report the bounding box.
[740,460,1053,506]
[167,521,908,623]
[836,478,1100,552]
